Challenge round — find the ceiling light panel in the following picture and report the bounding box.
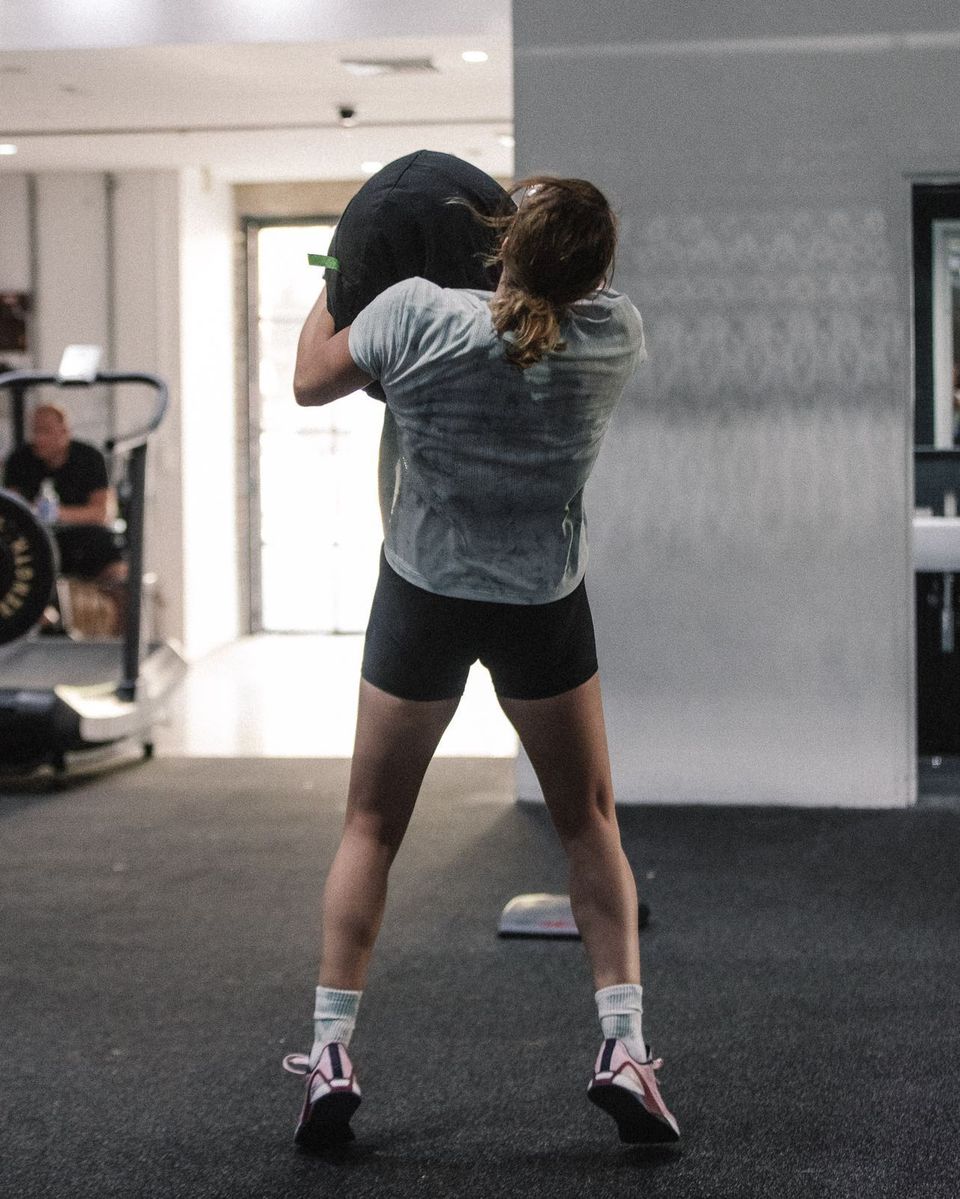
[340,57,437,77]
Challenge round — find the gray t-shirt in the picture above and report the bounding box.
[348,276,646,604]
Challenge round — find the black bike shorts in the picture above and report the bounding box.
[361,546,599,702]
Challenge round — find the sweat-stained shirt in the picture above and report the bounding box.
[348,276,646,605]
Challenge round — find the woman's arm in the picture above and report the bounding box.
[293,288,374,407]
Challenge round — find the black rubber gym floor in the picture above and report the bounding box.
[1,757,958,1198]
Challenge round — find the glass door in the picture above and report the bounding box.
[249,220,384,632]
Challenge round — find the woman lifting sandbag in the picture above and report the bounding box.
[282,152,679,1150]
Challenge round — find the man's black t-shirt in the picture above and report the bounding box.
[2,439,121,577]
[2,439,109,505]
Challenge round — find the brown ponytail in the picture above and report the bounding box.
[459,175,618,369]
[489,289,566,369]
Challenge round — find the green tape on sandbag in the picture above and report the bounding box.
[308,254,339,270]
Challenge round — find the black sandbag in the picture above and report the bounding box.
[324,150,514,397]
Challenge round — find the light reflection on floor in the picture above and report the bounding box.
[153,634,519,759]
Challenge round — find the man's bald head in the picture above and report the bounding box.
[30,404,71,467]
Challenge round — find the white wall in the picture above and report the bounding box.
[0,175,31,295]
[1,167,241,659]
[178,168,239,660]
[33,175,110,374]
[111,170,185,648]
[1,172,112,444]
[0,0,510,50]
[32,175,112,446]
[510,4,960,807]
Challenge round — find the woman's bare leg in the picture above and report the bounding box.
[497,673,640,989]
[319,679,461,990]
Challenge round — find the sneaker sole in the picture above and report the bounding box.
[294,1090,361,1149]
[588,1081,680,1144]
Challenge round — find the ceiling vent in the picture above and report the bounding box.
[339,57,437,77]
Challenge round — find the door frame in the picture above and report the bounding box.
[242,214,340,633]
[912,182,960,449]
[911,181,960,761]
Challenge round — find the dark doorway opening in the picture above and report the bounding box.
[913,182,960,757]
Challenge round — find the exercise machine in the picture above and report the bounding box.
[0,349,186,776]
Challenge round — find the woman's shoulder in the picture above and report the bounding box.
[372,276,434,304]
[376,278,492,332]
[574,287,638,316]
[569,289,643,341]
[382,277,491,304]
[370,276,456,316]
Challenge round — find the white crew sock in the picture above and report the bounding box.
[311,986,362,1066]
[595,983,650,1062]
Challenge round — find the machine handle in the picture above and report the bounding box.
[0,368,169,451]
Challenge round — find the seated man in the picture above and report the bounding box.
[3,403,127,627]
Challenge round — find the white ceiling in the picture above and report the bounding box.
[0,0,511,52]
[0,35,514,181]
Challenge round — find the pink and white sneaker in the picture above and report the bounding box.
[282,1042,362,1148]
[587,1039,681,1144]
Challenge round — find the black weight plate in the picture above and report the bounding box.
[0,489,58,644]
